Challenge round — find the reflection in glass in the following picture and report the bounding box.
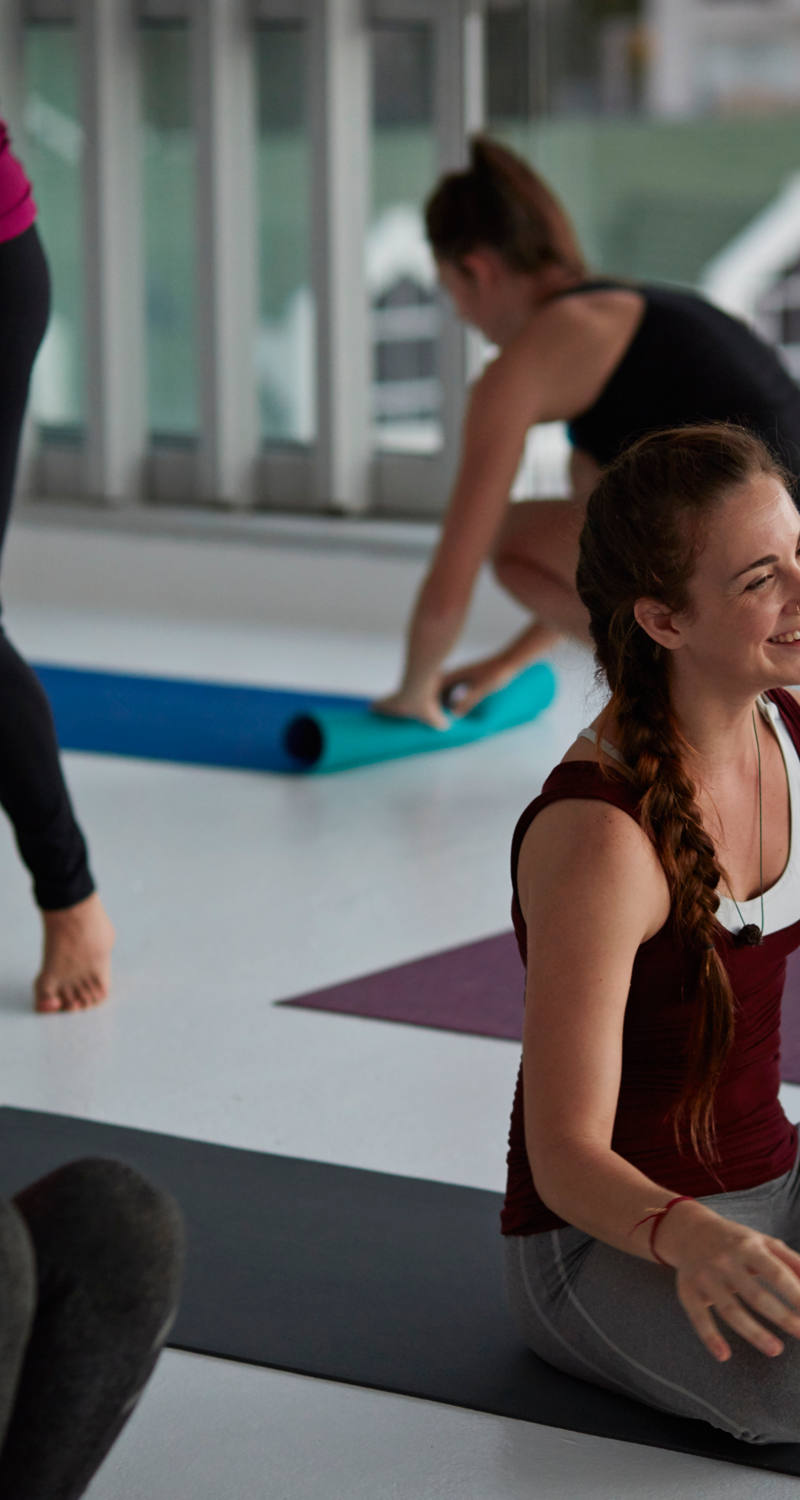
[23,22,86,435]
[140,22,198,440]
[370,25,441,454]
[254,24,315,445]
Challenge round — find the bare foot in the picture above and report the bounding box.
[34,894,115,1014]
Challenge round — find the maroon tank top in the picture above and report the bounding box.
[501,688,800,1237]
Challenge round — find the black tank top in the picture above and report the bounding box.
[560,279,800,498]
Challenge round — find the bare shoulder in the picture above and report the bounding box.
[517,793,670,945]
[491,286,646,423]
[530,284,644,342]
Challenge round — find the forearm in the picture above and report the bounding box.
[399,576,470,694]
[532,1140,712,1265]
[492,620,561,674]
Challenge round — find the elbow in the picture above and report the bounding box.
[524,1135,592,1224]
[528,1162,568,1221]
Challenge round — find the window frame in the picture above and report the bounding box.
[13,0,488,519]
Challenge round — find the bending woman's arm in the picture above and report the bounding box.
[376,345,541,727]
[519,798,800,1363]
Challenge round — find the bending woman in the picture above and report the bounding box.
[0,119,113,1011]
[377,137,800,727]
[503,422,800,1443]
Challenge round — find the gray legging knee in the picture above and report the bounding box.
[505,1140,800,1446]
[0,1157,184,1499]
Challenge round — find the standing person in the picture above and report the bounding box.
[376,136,800,728]
[0,118,114,1012]
[503,423,800,1443]
[0,1156,184,1497]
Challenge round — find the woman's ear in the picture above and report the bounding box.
[633,597,685,652]
[460,247,503,288]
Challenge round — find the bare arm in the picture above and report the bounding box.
[377,350,538,725]
[376,295,647,723]
[519,799,800,1361]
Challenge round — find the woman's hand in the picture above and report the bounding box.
[661,1204,800,1362]
[439,653,516,717]
[372,688,450,730]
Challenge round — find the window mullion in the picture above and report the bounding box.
[192,0,259,507]
[0,6,25,128]
[309,0,371,513]
[77,0,146,504]
[436,0,486,466]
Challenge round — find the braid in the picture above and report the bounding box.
[598,621,732,1161]
[577,422,790,1164]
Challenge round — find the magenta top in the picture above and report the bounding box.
[0,121,36,243]
[501,688,800,1236]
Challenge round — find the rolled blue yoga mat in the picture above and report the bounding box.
[283,661,557,772]
[32,659,556,776]
[32,663,365,775]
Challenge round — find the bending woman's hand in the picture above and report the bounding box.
[439,653,516,717]
[372,687,450,730]
[661,1203,800,1362]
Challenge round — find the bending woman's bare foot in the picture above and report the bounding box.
[34,893,115,1014]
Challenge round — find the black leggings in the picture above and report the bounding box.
[0,1157,184,1498]
[0,225,93,909]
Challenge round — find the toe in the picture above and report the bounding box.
[35,989,62,1014]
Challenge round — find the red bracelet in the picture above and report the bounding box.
[631,1195,694,1267]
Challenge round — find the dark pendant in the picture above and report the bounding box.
[735,924,763,948]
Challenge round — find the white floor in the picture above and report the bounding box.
[2,526,800,1497]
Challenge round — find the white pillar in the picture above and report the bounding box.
[435,0,484,471]
[644,0,696,117]
[309,0,371,512]
[193,0,259,506]
[0,4,25,131]
[78,0,146,502]
[1,3,37,498]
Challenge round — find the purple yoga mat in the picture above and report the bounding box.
[281,933,800,1085]
[279,932,524,1040]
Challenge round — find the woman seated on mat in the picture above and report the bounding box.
[503,421,800,1445]
[0,1156,183,1497]
[376,137,800,728]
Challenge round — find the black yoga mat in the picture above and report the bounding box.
[0,1107,798,1477]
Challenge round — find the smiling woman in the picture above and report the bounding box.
[501,423,800,1446]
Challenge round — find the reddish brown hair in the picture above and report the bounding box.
[576,423,788,1162]
[424,135,586,278]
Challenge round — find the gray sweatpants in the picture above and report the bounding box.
[0,1156,184,1498]
[504,1138,800,1445]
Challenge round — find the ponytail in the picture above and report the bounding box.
[425,134,586,277]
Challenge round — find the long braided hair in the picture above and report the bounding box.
[575,423,789,1162]
[424,135,586,278]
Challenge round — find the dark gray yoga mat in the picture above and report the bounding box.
[280,934,800,1084]
[0,1106,798,1476]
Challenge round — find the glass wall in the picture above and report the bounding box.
[140,20,198,441]
[487,1,800,309]
[22,21,86,438]
[486,0,800,493]
[254,23,315,445]
[19,1,800,515]
[369,23,441,455]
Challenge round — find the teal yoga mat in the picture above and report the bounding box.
[283,661,557,773]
